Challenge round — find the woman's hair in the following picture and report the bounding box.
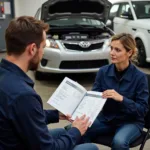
[111,33,137,62]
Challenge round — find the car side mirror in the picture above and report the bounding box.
[121,12,133,20]
[106,20,112,26]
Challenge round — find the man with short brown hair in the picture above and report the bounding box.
[0,16,98,150]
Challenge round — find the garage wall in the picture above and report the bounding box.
[14,0,47,17]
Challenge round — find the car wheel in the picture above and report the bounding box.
[136,39,146,67]
[35,71,43,80]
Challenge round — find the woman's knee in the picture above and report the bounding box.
[112,136,128,149]
[73,143,99,150]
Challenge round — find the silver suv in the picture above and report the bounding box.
[35,0,114,80]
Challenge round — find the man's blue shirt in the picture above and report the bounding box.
[92,63,149,131]
[0,59,81,150]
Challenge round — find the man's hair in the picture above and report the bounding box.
[5,16,49,55]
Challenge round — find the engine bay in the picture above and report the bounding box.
[47,30,112,41]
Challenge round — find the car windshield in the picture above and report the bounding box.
[132,1,150,19]
[46,17,104,28]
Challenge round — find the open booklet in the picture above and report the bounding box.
[47,77,107,126]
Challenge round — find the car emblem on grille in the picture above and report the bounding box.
[79,41,91,48]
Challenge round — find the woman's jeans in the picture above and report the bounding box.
[83,115,141,150]
[49,128,99,150]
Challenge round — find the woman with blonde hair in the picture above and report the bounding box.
[83,33,149,150]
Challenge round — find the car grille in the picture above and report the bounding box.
[64,42,104,51]
[59,59,109,69]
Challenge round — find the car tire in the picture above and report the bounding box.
[136,39,146,67]
[35,71,43,80]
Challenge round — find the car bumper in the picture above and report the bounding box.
[37,47,110,73]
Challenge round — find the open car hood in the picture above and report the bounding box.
[41,0,112,23]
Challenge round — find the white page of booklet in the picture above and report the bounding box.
[71,91,106,125]
[47,77,87,115]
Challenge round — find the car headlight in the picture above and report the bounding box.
[46,39,60,49]
[102,39,111,51]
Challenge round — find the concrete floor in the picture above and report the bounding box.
[0,52,150,149]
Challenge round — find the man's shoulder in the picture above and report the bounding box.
[0,70,35,100]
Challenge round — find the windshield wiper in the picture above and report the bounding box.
[49,25,60,27]
[49,24,104,29]
[49,24,89,28]
[70,24,103,28]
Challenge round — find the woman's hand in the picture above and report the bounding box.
[102,89,123,102]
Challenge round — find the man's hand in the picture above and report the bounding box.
[59,112,73,122]
[102,89,123,102]
[72,115,91,136]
